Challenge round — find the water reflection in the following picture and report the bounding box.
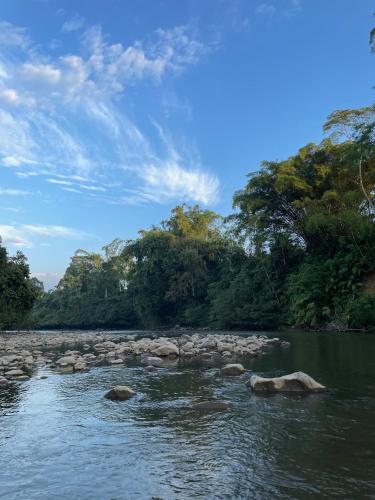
[0,331,374,499]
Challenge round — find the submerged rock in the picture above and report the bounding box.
[221,363,246,376]
[248,371,326,393]
[0,376,9,386]
[144,365,156,372]
[141,356,164,367]
[105,385,136,401]
[192,400,233,411]
[281,341,291,349]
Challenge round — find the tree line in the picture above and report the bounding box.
[2,23,374,332]
[32,103,375,331]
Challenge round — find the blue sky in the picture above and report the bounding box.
[0,0,374,288]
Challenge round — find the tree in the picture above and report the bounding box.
[0,242,40,329]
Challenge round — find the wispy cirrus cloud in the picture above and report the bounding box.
[0,19,219,205]
[255,0,302,19]
[61,14,85,33]
[0,223,90,248]
[0,187,30,196]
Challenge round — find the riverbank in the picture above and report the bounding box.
[0,330,284,384]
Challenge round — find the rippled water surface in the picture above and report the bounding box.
[1,331,375,499]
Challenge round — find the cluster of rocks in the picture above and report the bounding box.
[0,331,326,402]
[0,331,284,385]
[103,367,326,408]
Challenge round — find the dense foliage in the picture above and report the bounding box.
[32,110,375,331]
[0,243,42,330]
[9,26,375,331]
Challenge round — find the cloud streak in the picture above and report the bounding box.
[0,20,219,206]
[0,223,90,248]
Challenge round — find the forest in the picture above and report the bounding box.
[26,104,374,331]
[1,30,374,333]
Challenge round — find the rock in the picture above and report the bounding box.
[106,351,117,359]
[108,358,123,365]
[182,351,194,358]
[281,341,291,349]
[105,385,136,401]
[74,362,88,371]
[101,341,117,349]
[248,371,326,393]
[192,400,233,411]
[221,363,246,376]
[182,341,194,350]
[56,356,76,366]
[15,375,29,381]
[0,376,9,386]
[154,343,179,357]
[144,365,156,372]
[222,351,232,358]
[5,369,25,377]
[58,365,74,373]
[141,356,163,367]
[200,352,212,360]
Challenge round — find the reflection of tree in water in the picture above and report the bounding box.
[0,383,22,416]
[132,368,219,432]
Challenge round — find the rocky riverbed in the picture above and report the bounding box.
[0,331,285,384]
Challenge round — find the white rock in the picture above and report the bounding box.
[221,363,246,376]
[153,343,179,357]
[249,371,326,393]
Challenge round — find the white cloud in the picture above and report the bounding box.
[256,4,276,16]
[2,155,22,167]
[0,223,90,248]
[22,63,61,86]
[0,20,219,206]
[61,14,85,33]
[0,187,29,196]
[141,161,219,204]
[47,178,73,186]
[22,224,88,238]
[0,88,19,104]
[255,0,302,19]
[0,225,30,247]
[0,21,29,48]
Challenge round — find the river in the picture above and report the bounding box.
[0,330,374,499]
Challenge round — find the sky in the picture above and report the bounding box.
[0,0,374,289]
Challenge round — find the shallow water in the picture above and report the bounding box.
[0,331,375,499]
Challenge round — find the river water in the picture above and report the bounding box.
[0,331,374,499]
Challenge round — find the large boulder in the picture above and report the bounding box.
[248,371,326,393]
[153,343,179,357]
[221,363,246,376]
[105,385,136,401]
